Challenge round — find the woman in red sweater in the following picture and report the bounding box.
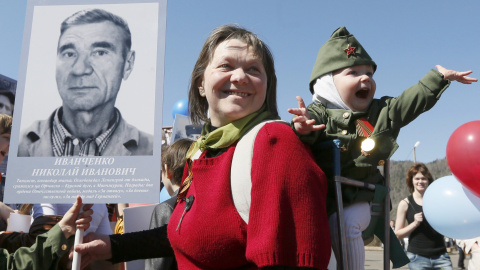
[74,24,331,269]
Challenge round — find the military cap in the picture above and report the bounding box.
[309,26,376,93]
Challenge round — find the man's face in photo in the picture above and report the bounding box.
[55,21,133,112]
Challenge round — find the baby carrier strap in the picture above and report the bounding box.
[231,120,288,224]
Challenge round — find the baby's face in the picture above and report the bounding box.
[333,64,376,112]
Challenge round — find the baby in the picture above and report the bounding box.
[288,26,477,270]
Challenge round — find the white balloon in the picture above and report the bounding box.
[423,175,480,240]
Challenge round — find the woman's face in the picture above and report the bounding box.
[412,172,429,193]
[198,39,267,127]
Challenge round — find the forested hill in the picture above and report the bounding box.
[389,158,452,219]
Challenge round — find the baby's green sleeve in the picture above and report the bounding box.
[1,224,73,270]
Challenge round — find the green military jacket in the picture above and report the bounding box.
[299,69,450,215]
[0,224,73,270]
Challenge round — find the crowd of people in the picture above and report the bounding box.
[0,7,478,270]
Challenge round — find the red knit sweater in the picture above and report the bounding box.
[167,123,331,269]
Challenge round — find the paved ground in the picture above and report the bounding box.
[364,247,469,269]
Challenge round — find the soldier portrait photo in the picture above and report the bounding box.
[17,5,159,157]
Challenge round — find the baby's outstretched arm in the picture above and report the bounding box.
[436,65,478,84]
[287,96,325,135]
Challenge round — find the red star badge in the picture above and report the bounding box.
[344,44,356,56]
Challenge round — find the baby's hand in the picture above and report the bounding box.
[436,65,478,84]
[287,96,325,135]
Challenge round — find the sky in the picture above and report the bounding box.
[1,0,479,163]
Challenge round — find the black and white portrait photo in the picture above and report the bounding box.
[17,3,160,157]
[4,0,165,204]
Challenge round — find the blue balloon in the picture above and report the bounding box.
[423,175,480,239]
[172,99,189,119]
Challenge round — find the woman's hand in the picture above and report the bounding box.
[436,65,478,84]
[413,212,423,227]
[287,96,325,135]
[72,232,112,268]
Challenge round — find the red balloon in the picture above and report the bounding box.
[446,121,480,197]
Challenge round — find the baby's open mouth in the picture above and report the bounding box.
[356,89,369,99]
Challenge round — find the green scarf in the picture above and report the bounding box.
[186,106,277,159]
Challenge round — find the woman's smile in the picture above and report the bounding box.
[222,90,250,97]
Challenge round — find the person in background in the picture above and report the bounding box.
[0,196,93,270]
[456,241,465,270]
[0,114,13,230]
[0,114,12,168]
[0,91,15,212]
[457,238,480,270]
[390,220,395,230]
[73,24,331,269]
[0,113,65,259]
[395,163,453,269]
[146,138,193,270]
[0,89,14,116]
[0,88,14,204]
[0,202,14,232]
